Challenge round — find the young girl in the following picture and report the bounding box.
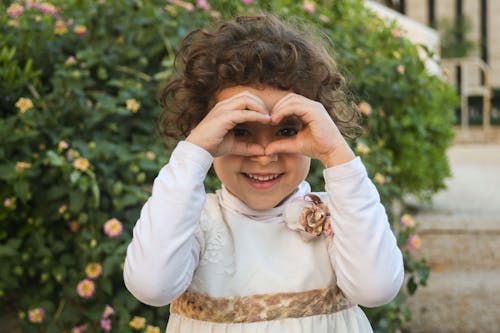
[124,15,404,332]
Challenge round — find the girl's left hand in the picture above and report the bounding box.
[265,93,355,168]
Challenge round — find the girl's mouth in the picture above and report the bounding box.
[242,173,283,189]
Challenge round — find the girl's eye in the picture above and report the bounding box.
[278,128,298,137]
[233,128,250,137]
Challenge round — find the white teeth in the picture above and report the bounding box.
[246,173,280,182]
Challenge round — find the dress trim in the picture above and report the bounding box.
[170,286,353,323]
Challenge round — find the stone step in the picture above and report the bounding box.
[412,213,500,270]
[405,269,500,333]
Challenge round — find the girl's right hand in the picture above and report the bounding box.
[186,91,271,157]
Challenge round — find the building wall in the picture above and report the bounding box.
[490,1,500,89]
[402,0,500,89]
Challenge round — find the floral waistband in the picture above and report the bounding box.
[170,286,353,323]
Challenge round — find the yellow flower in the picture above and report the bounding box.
[164,5,178,16]
[145,151,156,160]
[73,25,88,37]
[85,262,103,279]
[28,308,44,323]
[15,97,34,113]
[58,204,67,214]
[145,325,160,333]
[58,140,69,152]
[357,101,372,116]
[68,220,80,232]
[129,316,146,330]
[73,157,90,171]
[54,20,68,35]
[356,143,370,155]
[319,14,330,23]
[15,162,32,173]
[8,20,20,27]
[126,99,141,113]
[373,173,386,185]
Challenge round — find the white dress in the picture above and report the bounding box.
[124,141,404,333]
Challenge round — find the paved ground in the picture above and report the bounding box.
[415,143,500,226]
[406,142,500,333]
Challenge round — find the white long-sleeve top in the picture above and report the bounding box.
[124,141,404,331]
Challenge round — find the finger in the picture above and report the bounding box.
[265,138,302,156]
[224,110,271,129]
[272,92,297,112]
[271,97,311,125]
[216,91,269,116]
[230,141,266,157]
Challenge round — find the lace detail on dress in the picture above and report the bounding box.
[194,195,236,277]
[171,286,353,323]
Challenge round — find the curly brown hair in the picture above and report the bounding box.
[159,14,360,143]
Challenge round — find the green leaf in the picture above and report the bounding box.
[46,151,64,167]
[69,190,85,212]
[13,181,30,201]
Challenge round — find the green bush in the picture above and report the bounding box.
[0,0,457,332]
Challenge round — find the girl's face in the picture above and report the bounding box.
[212,86,311,210]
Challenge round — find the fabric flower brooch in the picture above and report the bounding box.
[283,194,332,242]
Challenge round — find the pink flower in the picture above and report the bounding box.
[196,0,210,10]
[168,0,194,11]
[210,10,221,19]
[241,0,253,4]
[28,308,44,323]
[65,56,77,66]
[396,65,405,74]
[103,218,123,238]
[100,318,111,332]
[303,1,315,14]
[102,304,115,318]
[71,325,87,333]
[76,278,96,298]
[391,29,402,38]
[400,214,415,228]
[7,3,24,18]
[38,2,58,15]
[408,234,421,251]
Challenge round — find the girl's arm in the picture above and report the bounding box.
[266,93,403,306]
[324,157,404,308]
[124,90,269,306]
[123,141,213,306]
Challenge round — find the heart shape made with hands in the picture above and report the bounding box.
[228,114,305,156]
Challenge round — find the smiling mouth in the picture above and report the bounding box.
[242,173,283,182]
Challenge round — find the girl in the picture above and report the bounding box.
[124,15,404,332]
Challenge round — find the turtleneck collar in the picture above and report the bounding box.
[216,181,311,224]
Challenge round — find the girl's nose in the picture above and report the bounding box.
[249,153,278,165]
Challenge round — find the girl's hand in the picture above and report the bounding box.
[265,93,355,167]
[186,91,271,157]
